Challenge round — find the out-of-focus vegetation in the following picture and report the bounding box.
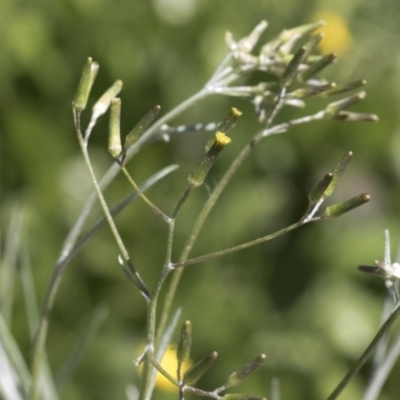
[2,0,400,399]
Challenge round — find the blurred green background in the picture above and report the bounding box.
[2,0,400,399]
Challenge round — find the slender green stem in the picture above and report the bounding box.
[30,268,62,400]
[172,186,193,219]
[78,134,149,296]
[31,89,209,400]
[63,90,208,259]
[155,92,287,347]
[133,89,209,150]
[29,167,175,400]
[148,355,179,387]
[173,220,307,268]
[120,165,171,223]
[139,217,176,400]
[325,302,400,400]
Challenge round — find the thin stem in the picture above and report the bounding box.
[172,186,193,219]
[155,92,288,346]
[363,326,400,400]
[62,90,208,260]
[148,355,179,387]
[120,165,171,223]
[133,89,208,150]
[184,386,222,399]
[206,52,234,87]
[29,167,174,399]
[31,89,209,400]
[79,135,149,297]
[364,331,399,399]
[139,217,176,400]
[173,220,307,268]
[325,302,400,400]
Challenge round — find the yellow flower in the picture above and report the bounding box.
[137,344,192,392]
[313,10,353,55]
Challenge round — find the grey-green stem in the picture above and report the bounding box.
[325,302,400,400]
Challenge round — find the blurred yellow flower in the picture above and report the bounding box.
[313,10,353,55]
[137,344,192,392]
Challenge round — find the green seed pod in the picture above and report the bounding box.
[291,83,335,98]
[325,79,367,96]
[280,46,307,88]
[218,107,243,133]
[298,53,337,82]
[323,151,353,199]
[183,351,218,386]
[226,354,266,388]
[92,80,123,119]
[321,193,370,219]
[123,105,161,151]
[73,57,99,112]
[188,132,231,188]
[108,98,122,158]
[283,20,325,38]
[303,32,324,59]
[324,91,366,117]
[177,320,192,367]
[331,111,379,122]
[308,173,334,206]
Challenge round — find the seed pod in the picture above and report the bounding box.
[188,132,231,188]
[92,80,123,119]
[177,320,192,368]
[73,57,99,112]
[123,105,161,151]
[321,193,370,219]
[108,98,122,158]
[280,46,307,88]
[226,354,266,388]
[298,53,337,82]
[183,351,218,386]
[324,91,366,117]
